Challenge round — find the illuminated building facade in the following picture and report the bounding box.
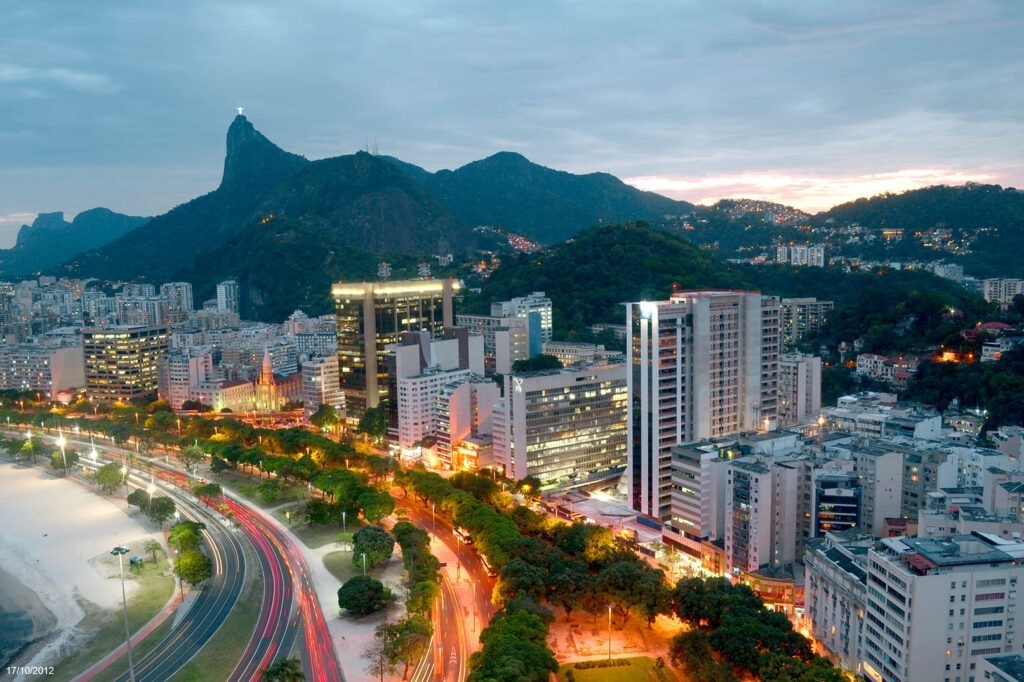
[627,290,780,519]
[83,325,169,404]
[492,362,627,490]
[333,279,458,417]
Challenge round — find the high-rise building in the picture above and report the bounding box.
[158,346,214,409]
[302,354,345,418]
[779,297,833,349]
[627,290,780,519]
[216,280,240,316]
[0,344,85,397]
[812,469,861,536]
[492,362,627,490]
[724,457,800,574]
[83,325,169,404]
[491,291,553,356]
[455,313,529,374]
[159,282,194,324]
[435,377,500,470]
[333,279,459,417]
[777,352,822,427]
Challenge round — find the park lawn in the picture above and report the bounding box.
[322,549,390,584]
[287,515,366,550]
[171,568,264,681]
[54,558,175,681]
[558,657,681,682]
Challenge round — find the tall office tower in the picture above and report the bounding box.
[216,280,240,316]
[83,325,169,404]
[490,291,553,356]
[160,282,194,324]
[332,279,459,418]
[492,362,627,491]
[777,352,822,427]
[627,290,780,519]
[779,297,833,348]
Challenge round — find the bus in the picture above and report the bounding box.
[480,554,498,577]
[454,526,473,544]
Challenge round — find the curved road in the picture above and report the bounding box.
[225,497,343,681]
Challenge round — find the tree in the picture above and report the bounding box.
[169,521,205,553]
[126,488,151,511]
[358,403,389,441]
[310,403,340,432]
[358,490,395,524]
[95,462,126,494]
[178,443,206,473]
[144,539,163,563]
[261,655,304,681]
[147,496,177,524]
[391,615,432,680]
[50,448,79,472]
[597,560,650,623]
[338,575,393,615]
[547,558,591,622]
[352,525,395,569]
[175,549,213,586]
[192,482,223,500]
[108,422,132,448]
[362,626,396,682]
[511,354,563,373]
[20,436,41,463]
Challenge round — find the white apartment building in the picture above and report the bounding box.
[627,290,779,518]
[455,314,529,374]
[492,362,627,490]
[216,280,240,315]
[862,534,1024,682]
[779,297,833,348]
[434,377,500,469]
[666,442,729,558]
[724,457,800,574]
[158,347,215,409]
[0,344,85,396]
[397,367,473,449]
[983,279,1024,308]
[301,354,344,417]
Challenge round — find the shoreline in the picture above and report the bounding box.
[0,458,161,672]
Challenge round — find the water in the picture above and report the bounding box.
[0,565,52,668]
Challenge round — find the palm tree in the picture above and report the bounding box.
[144,539,163,563]
[261,655,304,681]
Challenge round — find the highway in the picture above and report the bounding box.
[224,497,344,682]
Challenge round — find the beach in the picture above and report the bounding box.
[0,459,162,672]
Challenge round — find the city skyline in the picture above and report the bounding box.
[2,1,1022,246]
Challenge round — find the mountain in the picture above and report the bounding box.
[59,116,478,320]
[473,222,742,333]
[815,183,1024,277]
[61,115,311,284]
[0,208,149,276]
[384,152,693,243]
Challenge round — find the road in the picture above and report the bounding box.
[224,497,344,682]
[402,500,496,682]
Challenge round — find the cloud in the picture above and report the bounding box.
[0,63,118,94]
[625,169,1001,213]
[0,212,36,249]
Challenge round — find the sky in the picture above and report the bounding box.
[1,1,1022,247]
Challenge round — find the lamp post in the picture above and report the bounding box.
[431,502,435,531]
[90,438,98,466]
[121,464,128,497]
[361,552,367,576]
[607,604,613,662]
[342,510,347,537]
[56,430,67,474]
[111,545,137,682]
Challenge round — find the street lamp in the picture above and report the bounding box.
[110,545,137,682]
[361,552,367,576]
[90,437,98,465]
[431,502,435,531]
[56,430,67,474]
[607,604,613,662]
[342,510,347,537]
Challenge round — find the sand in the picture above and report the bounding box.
[0,459,162,670]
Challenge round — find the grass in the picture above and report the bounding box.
[285,515,367,550]
[558,657,681,682]
[171,567,264,681]
[54,556,175,682]
[322,549,389,584]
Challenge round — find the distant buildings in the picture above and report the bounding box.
[216,280,240,316]
[627,290,780,519]
[777,352,822,428]
[0,344,84,398]
[983,278,1024,308]
[779,297,833,349]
